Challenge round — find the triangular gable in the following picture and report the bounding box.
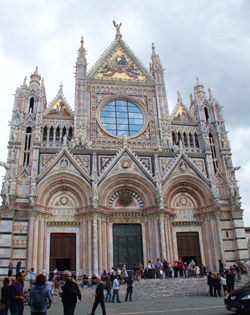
[44,87,73,118]
[162,152,210,186]
[37,148,91,184]
[170,103,197,125]
[98,146,154,184]
[87,38,154,84]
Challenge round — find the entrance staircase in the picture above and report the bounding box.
[77,275,249,300]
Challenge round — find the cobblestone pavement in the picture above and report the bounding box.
[23,295,230,315]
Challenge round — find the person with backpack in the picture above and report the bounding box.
[29,274,52,315]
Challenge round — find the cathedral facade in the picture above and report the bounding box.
[0,25,248,277]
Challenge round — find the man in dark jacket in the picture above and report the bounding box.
[207,271,214,296]
[226,270,235,293]
[1,277,10,314]
[88,277,106,315]
[60,270,81,315]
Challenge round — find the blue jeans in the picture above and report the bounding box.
[0,304,9,315]
[112,289,120,302]
[10,307,23,315]
[31,313,47,315]
[105,290,111,302]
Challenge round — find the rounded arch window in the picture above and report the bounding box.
[100,100,144,137]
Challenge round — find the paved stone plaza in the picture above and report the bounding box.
[22,295,229,315]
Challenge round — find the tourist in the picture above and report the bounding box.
[16,261,21,275]
[226,270,235,293]
[178,259,184,277]
[101,270,108,282]
[60,270,81,315]
[88,278,106,315]
[91,274,98,286]
[184,262,188,277]
[173,261,178,278]
[151,261,156,278]
[28,268,37,287]
[244,260,249,275]
[136,270,142,281]
[115,267,121,280]
[147,261,152,279]
[155,259,163,279]
[121,267,128,283]
[112,275,121,303]
[125,277,133,302]
[109,267,115,283]
[213,273,221,297]
[202,264,207,276]
[168,264,173,278]
[8,262,13,278]
[9,272,25,315]
[29,274,52,314]
[235,264,241,281]
[53,272,61,295]
[139,262,144,273]
[191,260,196,277]
[46,277,53,300]
[104,276,112,302]
[163,259,169,278]
[1,277,10,315]
[221,274,227,296]
[207,271,214,296]
[81,274,89,287]
[219,259,224,275]
[195,265,200,277]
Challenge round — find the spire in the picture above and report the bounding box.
[152,42,156,56]
[208,88,213,100]
[58,82,63,94]
[78,36,86,58]
[22,76,27,89]
[177,90,182,103]
[190,93,193,106]
[194,77,205,99]
[29,66,41,89]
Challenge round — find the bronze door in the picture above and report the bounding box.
[50,233,76,273]
[113,224,143,271]
[176,232,202,268]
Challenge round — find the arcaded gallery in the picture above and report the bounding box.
[0,24,248,277]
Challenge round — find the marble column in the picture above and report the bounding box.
[93,218,98,274]
[159,214,166,259]
[26,216,34,271]
[215,213,225,264]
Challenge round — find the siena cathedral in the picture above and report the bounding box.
[0,23,248,277]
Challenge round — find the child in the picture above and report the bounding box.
[221,274,227,296]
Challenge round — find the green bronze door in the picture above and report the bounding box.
[113,224,143,271]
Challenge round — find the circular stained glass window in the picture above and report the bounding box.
[100,100,144,136]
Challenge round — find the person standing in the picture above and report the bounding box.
[125,277,133,302]
[1,277,10,315]
[213,273,221,297]
[8,262,13,278]
[155,259,163,279]
[88,278,106,315]
[112,276,121,303]
[147,261,152,279]
[221,274,228,296]
[226,270,235,293]
[28,268,37,287]
[60,270,81,315]
[104,276,112,302]
[29,274,52,315]
[163,260,169,279]
[219,260,224,275]
[16,262,21,275]
[207,271,214,296]
[9,272,25,315]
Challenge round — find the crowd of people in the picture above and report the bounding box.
[1,259,249,315]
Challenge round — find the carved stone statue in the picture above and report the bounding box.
[10,148,16,161]
[13,128,19,141]
[69,139,75,149]
[123,133,128,147]
[30,181,36,195]
[211,183,218,198]
[1,180,9,195]
[34,127,41,141]
[221,137,228,149]
[85,141,92,149]
[145,130,149,140]
[63,135,67,146]
[9,180,16,195]
[113,20,122,35]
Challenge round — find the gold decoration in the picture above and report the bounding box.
[119,190,133,206]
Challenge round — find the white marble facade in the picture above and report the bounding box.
[0,25,248,278]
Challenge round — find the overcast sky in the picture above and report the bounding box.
[0,0,249,225]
